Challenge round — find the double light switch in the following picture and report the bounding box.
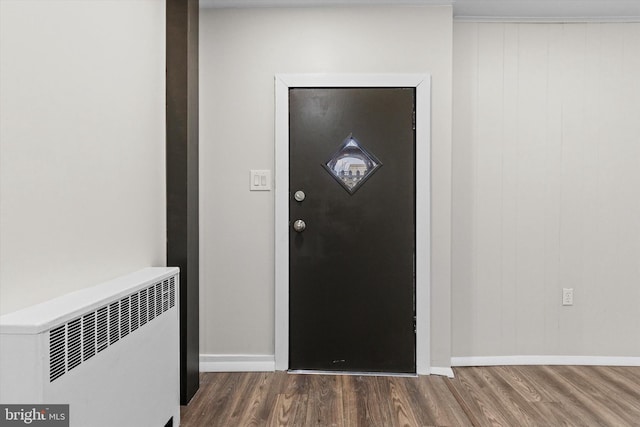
[250,170,271,191]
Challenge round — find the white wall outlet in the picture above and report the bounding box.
[562,288,574,306]
[250,170,271,191]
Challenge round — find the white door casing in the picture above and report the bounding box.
[274,74,432,374]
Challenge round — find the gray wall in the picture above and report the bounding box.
[0,0,167,314]
[5,3,634,367]
[452,22,640,359]
[199,6,454,367]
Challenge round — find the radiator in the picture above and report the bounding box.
[0,267,180,427]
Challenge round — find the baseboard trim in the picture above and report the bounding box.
[200,354,276,372]
[451,355,640,367]
[199,355,456,377]
[430,366,455,378]
[199,354,640,373]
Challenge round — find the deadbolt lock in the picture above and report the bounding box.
[294,190,306,202]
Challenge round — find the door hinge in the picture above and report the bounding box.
[413,315,417,334]
[412,109,416,130]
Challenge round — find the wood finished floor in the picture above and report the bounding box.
[180,366,640,426]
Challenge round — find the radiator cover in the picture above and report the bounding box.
[0,267,180,427]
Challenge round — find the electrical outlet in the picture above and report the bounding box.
[562,288,574,306]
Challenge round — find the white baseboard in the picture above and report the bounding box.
[430,366,455,378]
[200,354,276,372]
[199,355,455,377]
[451,355,640,367]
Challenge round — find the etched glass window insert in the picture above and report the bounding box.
[323,135,382,194]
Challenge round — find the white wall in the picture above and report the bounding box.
[199,6,453,366]
[0,0,166,315]
[452,23,640,359]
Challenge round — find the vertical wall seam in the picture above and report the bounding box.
[472,22,480,347]
[499,23,506,354]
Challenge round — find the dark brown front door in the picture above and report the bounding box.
[289,87,416,373]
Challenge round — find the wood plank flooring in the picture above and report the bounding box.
[180,366,640,426]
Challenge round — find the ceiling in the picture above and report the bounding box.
[199,0,640,21]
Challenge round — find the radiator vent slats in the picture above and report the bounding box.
[162,280,169,313]
[155,283,162,317]
[130,293,139,332]
[169,277,176,309]
[67,319,82,371]
[82,312,96,361]
[140,288,148,326]
[49,325,66,382]
[48,274,178,383]
[109,302,119,345]
[148,286,156,321]
[97,307,108,353]
[120,297,130,338]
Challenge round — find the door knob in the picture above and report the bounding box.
[293,219,306,232]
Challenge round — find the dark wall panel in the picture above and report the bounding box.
[166,0,199,405]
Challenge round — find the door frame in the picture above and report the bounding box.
[274,74,432,374]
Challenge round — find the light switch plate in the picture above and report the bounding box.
[250,170,271,191]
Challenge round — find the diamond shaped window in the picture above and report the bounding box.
[323,135,382,194]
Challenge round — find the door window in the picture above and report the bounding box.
[323,134,382,194]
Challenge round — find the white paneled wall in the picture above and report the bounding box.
[453,23,640,359]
